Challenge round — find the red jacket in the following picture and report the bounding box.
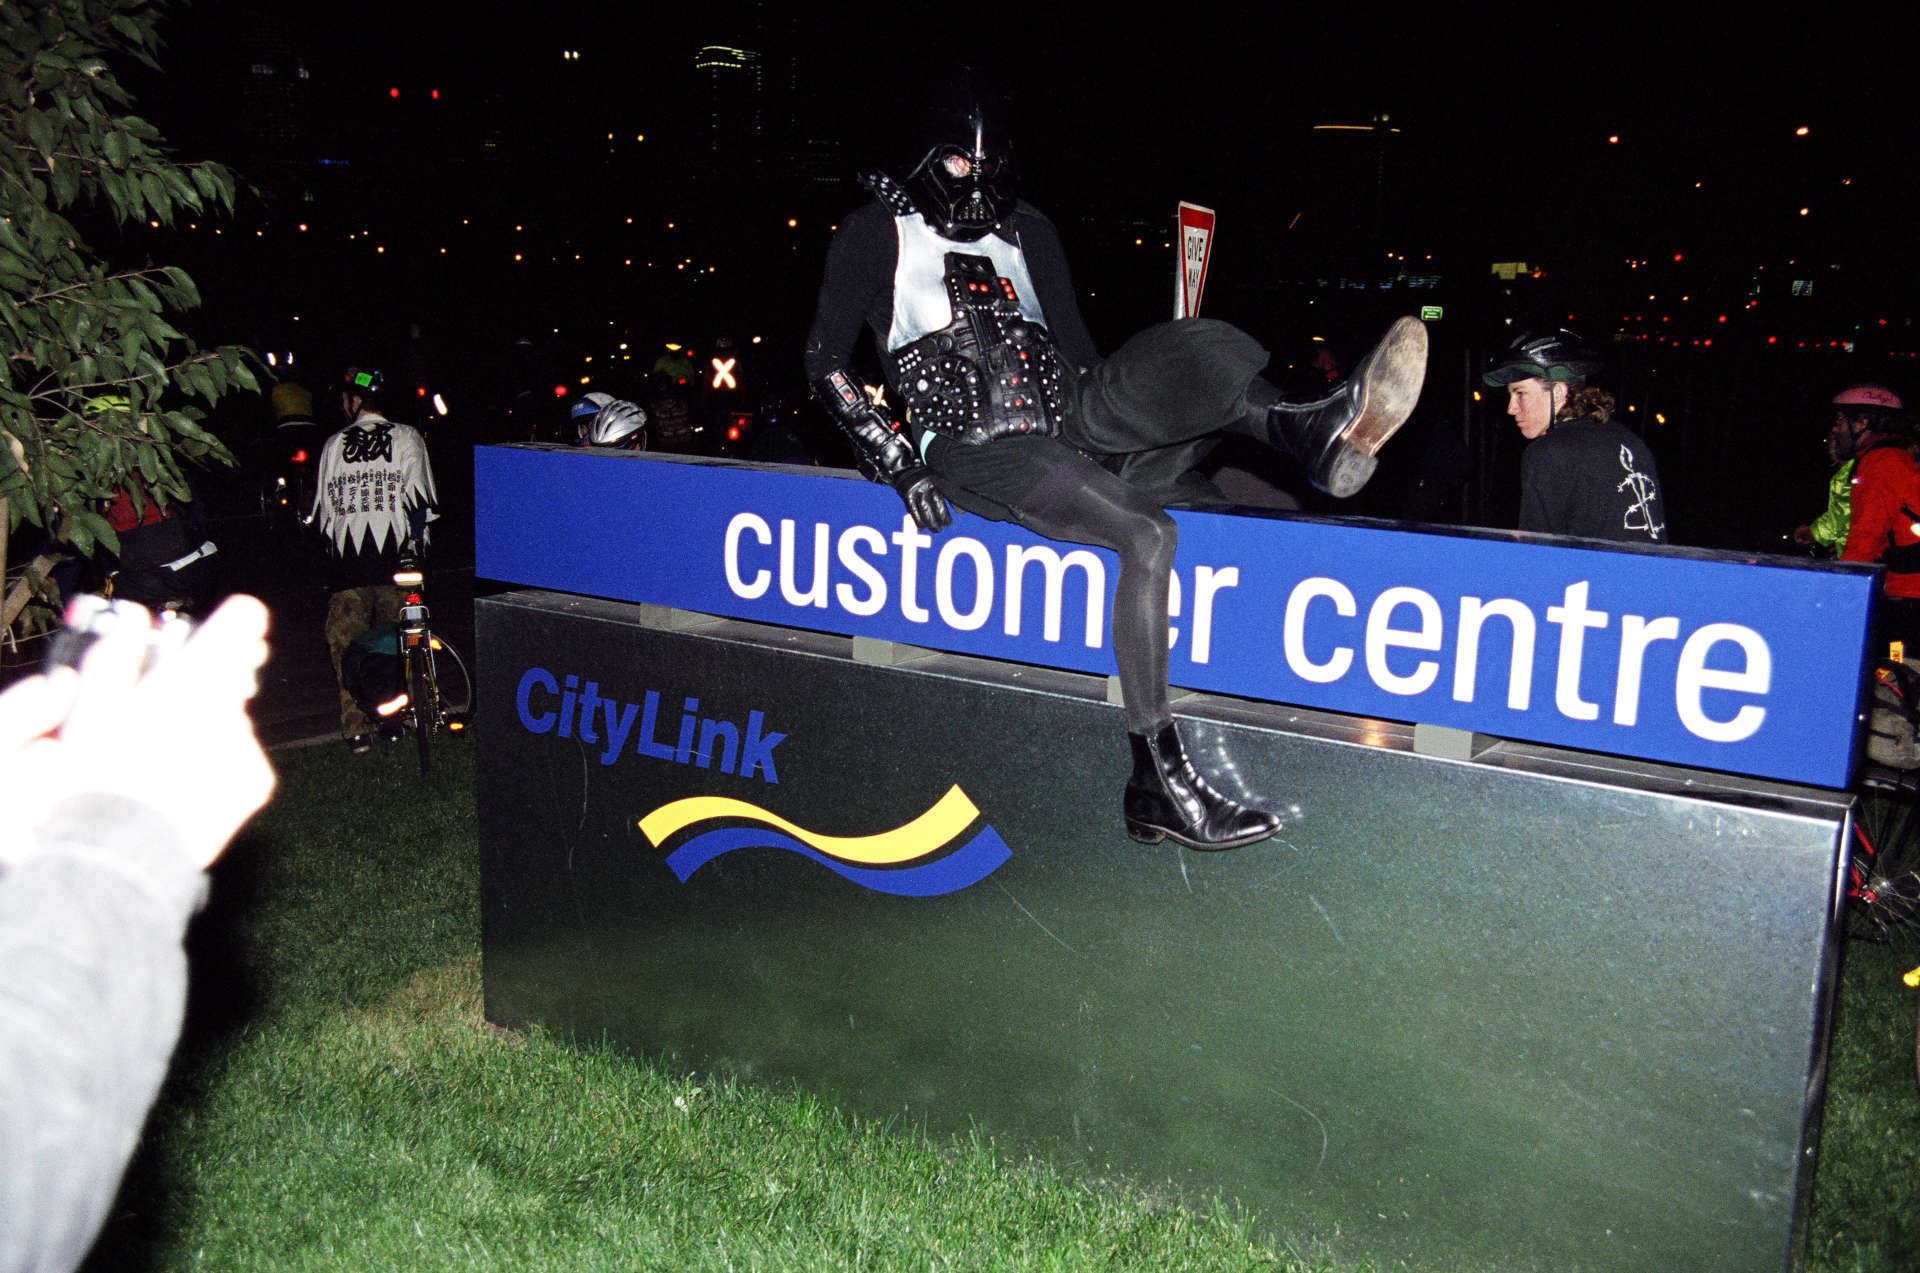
[1842,444,1920,599]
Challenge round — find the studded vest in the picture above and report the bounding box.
[892,250,1070,445]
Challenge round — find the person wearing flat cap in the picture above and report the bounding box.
[1485,329,1665,543]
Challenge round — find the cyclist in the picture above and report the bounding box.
[77,394,221,613]
[261,379,327,536]
[1484,329,1666,543]
[644,348,697,453]
[309,366,439,753]
[1794,389,1872,555]
[1836,384,1918,653]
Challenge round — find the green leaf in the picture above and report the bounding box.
[229,356,259,394]
[138,171,166,218]
[50,162,78,208]
[64,513,93,557]
[165,266,200,308]
[26,109,54,160]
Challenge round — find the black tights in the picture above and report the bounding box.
[931,373,1286,736]
[1011,453,1177,735]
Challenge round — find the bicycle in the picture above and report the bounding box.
[1850,654,1920,1089]
[381,552,472,774]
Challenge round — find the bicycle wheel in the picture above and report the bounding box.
[1847,780,1920,944]
[434,635,473,716]
[407,640,436,774]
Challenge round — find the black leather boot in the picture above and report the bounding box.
[1269,315,1428,498]
[1124,722,1282,851]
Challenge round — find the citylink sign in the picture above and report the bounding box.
[477,447,1877,787]
[511,662,1013,897]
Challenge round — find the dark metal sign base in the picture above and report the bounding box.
[478,588,1846,1273]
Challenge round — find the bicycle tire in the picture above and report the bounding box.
[1847,784,1920,943]
[435,636,473,715]
[408,641,435,774]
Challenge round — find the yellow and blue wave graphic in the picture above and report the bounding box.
[639,785,1010,896]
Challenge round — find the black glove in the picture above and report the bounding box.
[891,465,951,533]
[812,369,950,533]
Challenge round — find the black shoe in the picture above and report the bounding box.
[1269,315,1428,497]
[1123,722,1281,851]
[346,734,373,755]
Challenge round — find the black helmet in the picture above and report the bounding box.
[1483,329,1604,387]
[342,366,386,398]
[902,71,1018,242]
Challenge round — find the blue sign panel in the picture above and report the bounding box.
[476,446,1876,787]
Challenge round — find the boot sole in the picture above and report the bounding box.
[1125,818,1280,851]
[1338,315,1429,460]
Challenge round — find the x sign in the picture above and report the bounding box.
[711,357,738,390]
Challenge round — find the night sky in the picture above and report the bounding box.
[156,0,1920,250]
[122,2,1920,547]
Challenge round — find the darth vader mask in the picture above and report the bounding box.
[904,99,1017,241]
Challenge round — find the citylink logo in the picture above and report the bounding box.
[638,785,1012,897]
[515,667,784,783]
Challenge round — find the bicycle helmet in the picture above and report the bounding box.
[572,392,648,448]
[1831,382,1910,458]
[1834,384,1904,411]
[271,380,315,421]
[342,366,386,398]
[1483,329,1605,386]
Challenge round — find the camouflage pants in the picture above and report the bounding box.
[326,584,406,739]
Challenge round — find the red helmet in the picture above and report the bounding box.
[1833,384,1903,410]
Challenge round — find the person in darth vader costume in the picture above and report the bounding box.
[803,77,1427,851]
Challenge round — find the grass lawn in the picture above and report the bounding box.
[76,738,1920,1272]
